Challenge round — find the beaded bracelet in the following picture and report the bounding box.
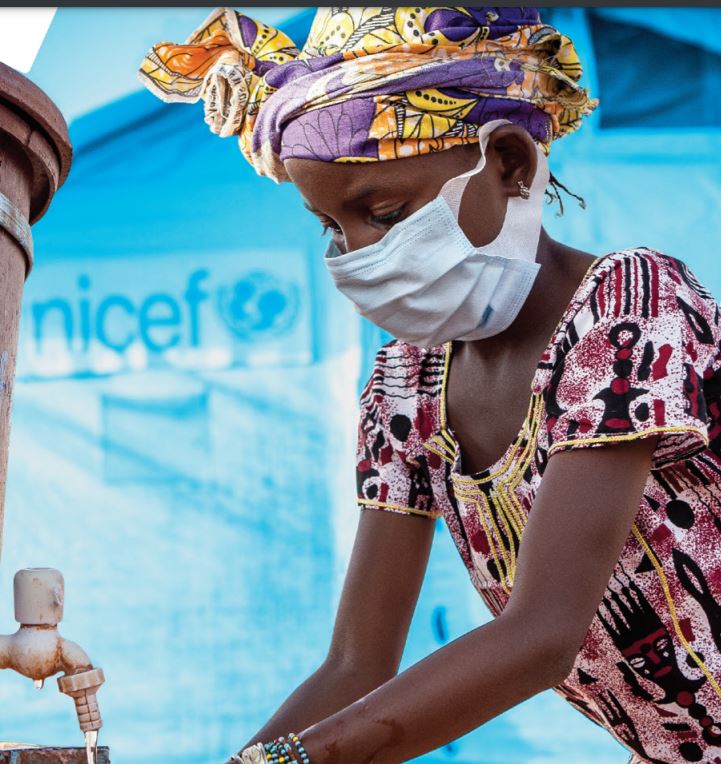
[263,733,310,764]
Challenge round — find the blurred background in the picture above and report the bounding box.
[0,6,720,763]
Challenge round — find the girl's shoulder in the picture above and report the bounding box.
[550,247,720,354]
[540,246,720,389]
[584,246,718,316]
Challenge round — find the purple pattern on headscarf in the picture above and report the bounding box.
[425,7,539,40]
[280,100,378,163]
[426,9,481,42]
[254,48,552,161]
[467,100,551,143]
[244,7,562,164]
[391,57,525,97]
[238,15,257,50]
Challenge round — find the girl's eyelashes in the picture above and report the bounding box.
[318,206,405,237]
[321,219,342,236]
[371,207,404,227]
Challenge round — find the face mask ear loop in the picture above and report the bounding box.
[438,118,513,220]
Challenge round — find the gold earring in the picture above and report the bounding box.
[517,180,531,199]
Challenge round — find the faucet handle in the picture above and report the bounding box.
[14,568,64,625]
[58,667,105,732]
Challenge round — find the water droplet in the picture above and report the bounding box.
[85,730,98,764]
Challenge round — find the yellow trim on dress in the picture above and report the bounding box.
[631,524,721,700]
[423,432,456,461]
[439,341,452,431]
[461,493,513,596]
[548,426,709,457]
[358,499,441,519]
[450,392,546,591]
[440,428,456,449]
[423,442,455,465]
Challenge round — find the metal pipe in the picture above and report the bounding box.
[0,61,71,556]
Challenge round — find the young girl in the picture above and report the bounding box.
[140,8,721,763]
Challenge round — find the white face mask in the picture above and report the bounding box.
[323,119,550,348]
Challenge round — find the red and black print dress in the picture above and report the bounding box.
[355,248,721,764]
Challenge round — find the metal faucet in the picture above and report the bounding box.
[0,568,104,761]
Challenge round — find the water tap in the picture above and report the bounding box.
[0,568,104,750]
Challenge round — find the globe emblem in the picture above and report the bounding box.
[216,271,299,341]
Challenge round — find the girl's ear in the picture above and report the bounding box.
[486,125,538,199]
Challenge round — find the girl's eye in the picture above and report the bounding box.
[321,220,342,236]
[371,208,403,226]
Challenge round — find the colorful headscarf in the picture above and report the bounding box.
[139,7,597,183]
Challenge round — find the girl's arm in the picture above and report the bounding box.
[299,436,658,764]
[239,507,436,749]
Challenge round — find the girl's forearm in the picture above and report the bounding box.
[299,611,573,764]
[239,658,396,753]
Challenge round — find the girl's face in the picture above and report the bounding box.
[284,124,538,254]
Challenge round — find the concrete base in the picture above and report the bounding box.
[0,747,110,763]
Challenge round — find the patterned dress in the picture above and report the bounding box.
[356,248,721,764]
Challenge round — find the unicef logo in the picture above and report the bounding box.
[216,271,299,342]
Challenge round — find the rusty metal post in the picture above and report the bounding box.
[0,63,71,556]
[0,746,111,763]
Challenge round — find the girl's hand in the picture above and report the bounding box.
[224,742,264,764]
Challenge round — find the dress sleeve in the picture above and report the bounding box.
[355,350,441,519]
[545,251,720,468]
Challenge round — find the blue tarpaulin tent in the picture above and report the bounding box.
[0,8,720,763]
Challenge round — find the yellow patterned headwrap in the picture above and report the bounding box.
[139,7,598,182]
